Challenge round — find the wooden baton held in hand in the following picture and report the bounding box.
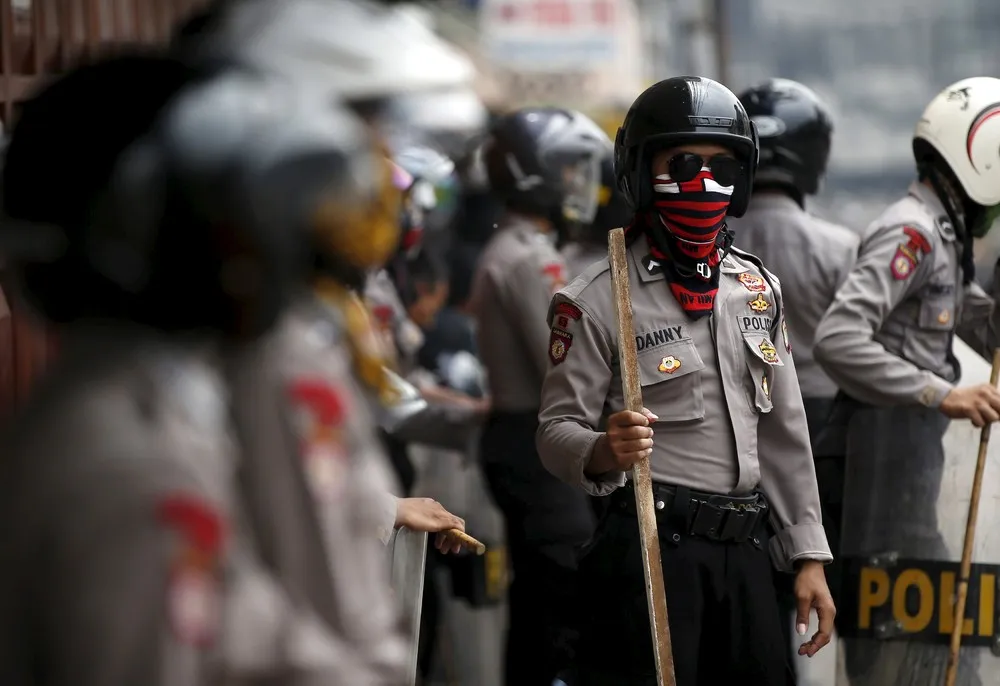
[945,348,1000,686]
[608,228,676,686]
[446,529,486,555]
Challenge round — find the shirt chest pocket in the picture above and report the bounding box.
[635,338,706,422]
[741,331,783,414]
[900,296,954,371]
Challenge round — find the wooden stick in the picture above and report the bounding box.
[945,348,1000,686]
[446,529,486,556]
[607,228,676,686]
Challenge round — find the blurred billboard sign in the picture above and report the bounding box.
[481,0,619,71]
[480,0,643,108]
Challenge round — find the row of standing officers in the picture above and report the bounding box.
[473,73,1000,686]
[2,0,1000,684]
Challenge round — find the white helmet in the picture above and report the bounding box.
[914,76,1000,207]
[193,0,475,104]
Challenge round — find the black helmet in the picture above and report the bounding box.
[484,106,607,224]
[589,152,632,235]
[614,76,758,217]
[738,78,833,199]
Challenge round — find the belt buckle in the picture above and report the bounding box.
[705,496,762,542]
[689,500,725,540]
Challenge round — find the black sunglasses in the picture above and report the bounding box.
[666,152,742,187]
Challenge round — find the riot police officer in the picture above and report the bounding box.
[0,51,311,686]
[536,76,835,685]
[470,106,608,686]
[178,5,478,683]
[727,78,859,671]
[562,149,633,279]
[813,77,1000,684]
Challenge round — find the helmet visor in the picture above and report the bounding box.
[544,147,601,224]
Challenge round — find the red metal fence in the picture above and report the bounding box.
[0,0,206,417]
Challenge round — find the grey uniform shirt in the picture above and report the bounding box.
[729,193,859,399]
[470,214,568,412]
[535,238,832,571]
[364,269,425,377]
[814,181,995,408]
[562,240,608,280]
[275,301,409,684]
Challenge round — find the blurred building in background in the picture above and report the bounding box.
[426,0,1000,280]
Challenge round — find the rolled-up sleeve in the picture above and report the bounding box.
[536,291,623,495]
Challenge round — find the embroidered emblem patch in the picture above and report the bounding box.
[761,376,770,399]
[157,496,224,648]
[890,248,916,281]
[748,294,770,313]
[891,226,933,281]
[737,272,766,292]
[758,339,779,364]
[288,379,350,501]
[781,319,791,353]
[549,328,573,365]
[553,301,582,329]
[658,355,681,374]
[938,309,951,325]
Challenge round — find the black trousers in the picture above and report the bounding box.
[576,501,794,686]
[481,411,595,686]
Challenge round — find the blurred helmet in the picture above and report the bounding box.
[738,78,833,199]
[3,52,396,335]
[181,0,475,110]
[614,76,758,217]
[588,152,633,236]
[914,77,1000,236]
[394,145,459,238]
[484,107,608,224]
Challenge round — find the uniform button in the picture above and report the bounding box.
[752,537,760,546]
[672,533,681,543]
[655,500,665,510]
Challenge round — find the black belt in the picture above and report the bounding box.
[611,481,768,545]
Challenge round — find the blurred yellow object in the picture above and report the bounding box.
[313,277,399,405]
[312,155,402,270]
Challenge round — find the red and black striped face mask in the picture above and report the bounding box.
[652,153,739,258]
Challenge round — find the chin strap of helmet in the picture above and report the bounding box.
[920,163,976,285]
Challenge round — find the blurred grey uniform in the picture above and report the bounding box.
[0,331,228,686]
[364,270,480,452]
[471,216,570,415]
[472,212,594,686]
[813,181,994,684]
[0,328,379,686]
[537,239,832,571]
[729,193,859,438]
[226,297,408,686]
[365,269,425,376]
[561,241,607,280]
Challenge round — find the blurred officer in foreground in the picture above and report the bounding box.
[537,77,835,685]
[561,149,632,279]
[176,4,478,682]
[470,106,607,686]
[728,77,858,672]
[814,77,1000,684]
[0,51,311,686]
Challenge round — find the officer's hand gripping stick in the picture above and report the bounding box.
[608,227,677,686]
[945,348,1000,686]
